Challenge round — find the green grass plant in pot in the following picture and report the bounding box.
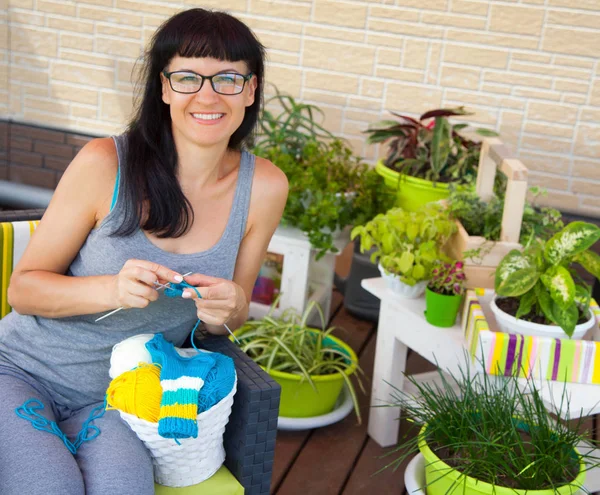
[425,260,466,327]
[492,221,600,339]
[351,203,456,298]
[233,301,363,422]
[383,364,598,495]
[364,107,498,211]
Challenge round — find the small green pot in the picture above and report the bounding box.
[233,329,358,418]
[424,287,463,327]
[418,425,586,495]
[375,160,451,211]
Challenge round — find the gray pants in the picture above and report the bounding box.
[0,372,154,494]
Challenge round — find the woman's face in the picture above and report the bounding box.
[161,56,257,149]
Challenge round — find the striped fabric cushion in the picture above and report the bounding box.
[0,220,40,318]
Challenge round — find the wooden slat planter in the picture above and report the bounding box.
[446,137,528,289]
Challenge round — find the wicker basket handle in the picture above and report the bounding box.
[475,137,528,244]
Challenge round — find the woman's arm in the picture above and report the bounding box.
[184,156,289,334]
[8,138,183,318]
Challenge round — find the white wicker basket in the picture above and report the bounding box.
[378,263,428,299]
[119,377,237,488]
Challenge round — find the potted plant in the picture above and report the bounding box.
[233,300,364,422]
[385,364,598,495]
[492,221,600,339]
[260,136,394,259]
[447,186,563,252]
[253,86,335,160]
[364,107,497,211]
[425,260,466,327]
[350,203,456,298]
[254,88,394,259]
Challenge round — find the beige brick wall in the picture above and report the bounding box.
[2,0,599,216]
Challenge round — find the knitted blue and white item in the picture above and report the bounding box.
[146,333,216,439]
[198,351,236,413]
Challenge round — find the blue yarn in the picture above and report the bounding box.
[198,351,236,413]
[165,281,203,352]
[15,399,105,455]
[163,281,237,414]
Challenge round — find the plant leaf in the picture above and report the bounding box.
[535,283,556,324]
[495,250,539,297]
[398,251,415,274]
[551,302,578,338]
[475,128,500,137]
[544,221,600,265]
[541,265,575,309]
[515,289,536,319]
[574,249,600,281]
[420,107,471,120]
[430,117,451,180]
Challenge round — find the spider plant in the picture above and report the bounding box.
[235,300,365,423]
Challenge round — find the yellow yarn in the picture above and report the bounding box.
[106,362,163,422]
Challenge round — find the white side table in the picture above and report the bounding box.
[249,226,349,326]
[361,277,600,492]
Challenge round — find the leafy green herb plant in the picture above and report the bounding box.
[351,203,456,286]
[447,185,564,249]
[235,300,364,423]
[495,221,600,337]
[382,362,599,491]
[260,138,395,259]
[364,107,498,184]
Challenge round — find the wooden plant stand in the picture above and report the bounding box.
[446,137,528,289]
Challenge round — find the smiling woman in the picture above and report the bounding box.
[0,8,288,495]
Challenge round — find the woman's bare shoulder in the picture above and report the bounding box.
[69,137,118,177]
[52,137,119,223]
[252,154,289,201]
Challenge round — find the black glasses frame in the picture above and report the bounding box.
[162,70,254,95]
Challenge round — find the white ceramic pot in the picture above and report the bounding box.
[378,264,428,299]
[490,297,596,340]
[404,453,426,494]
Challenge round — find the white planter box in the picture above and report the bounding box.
[249,225,350,327]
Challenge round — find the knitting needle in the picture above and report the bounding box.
[223,323,240,344]
[94,272,193,322]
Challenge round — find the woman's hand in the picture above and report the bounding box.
[113,259,183,309]
[181,273,247,327]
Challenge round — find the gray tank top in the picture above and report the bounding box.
[0,134,255,410]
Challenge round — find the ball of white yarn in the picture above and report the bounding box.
[109,333,155,379]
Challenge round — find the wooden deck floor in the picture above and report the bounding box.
[271,290,600,495]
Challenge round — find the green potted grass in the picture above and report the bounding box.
[492,221,600,339]
[384,364,598,495]
[233,301,363,422]
[351,203,456,298]
[425,260,466,327]
[364,107,498,211]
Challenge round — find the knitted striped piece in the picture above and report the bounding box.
[146,334,216,439]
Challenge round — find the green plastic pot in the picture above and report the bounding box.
[375,160,451,211]
[233,329,358,418]
[424,287,463,328]
[418,425,586,495]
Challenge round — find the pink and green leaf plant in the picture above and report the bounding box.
[428,261,466,296]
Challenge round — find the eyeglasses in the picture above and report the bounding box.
[162,70,253,95]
